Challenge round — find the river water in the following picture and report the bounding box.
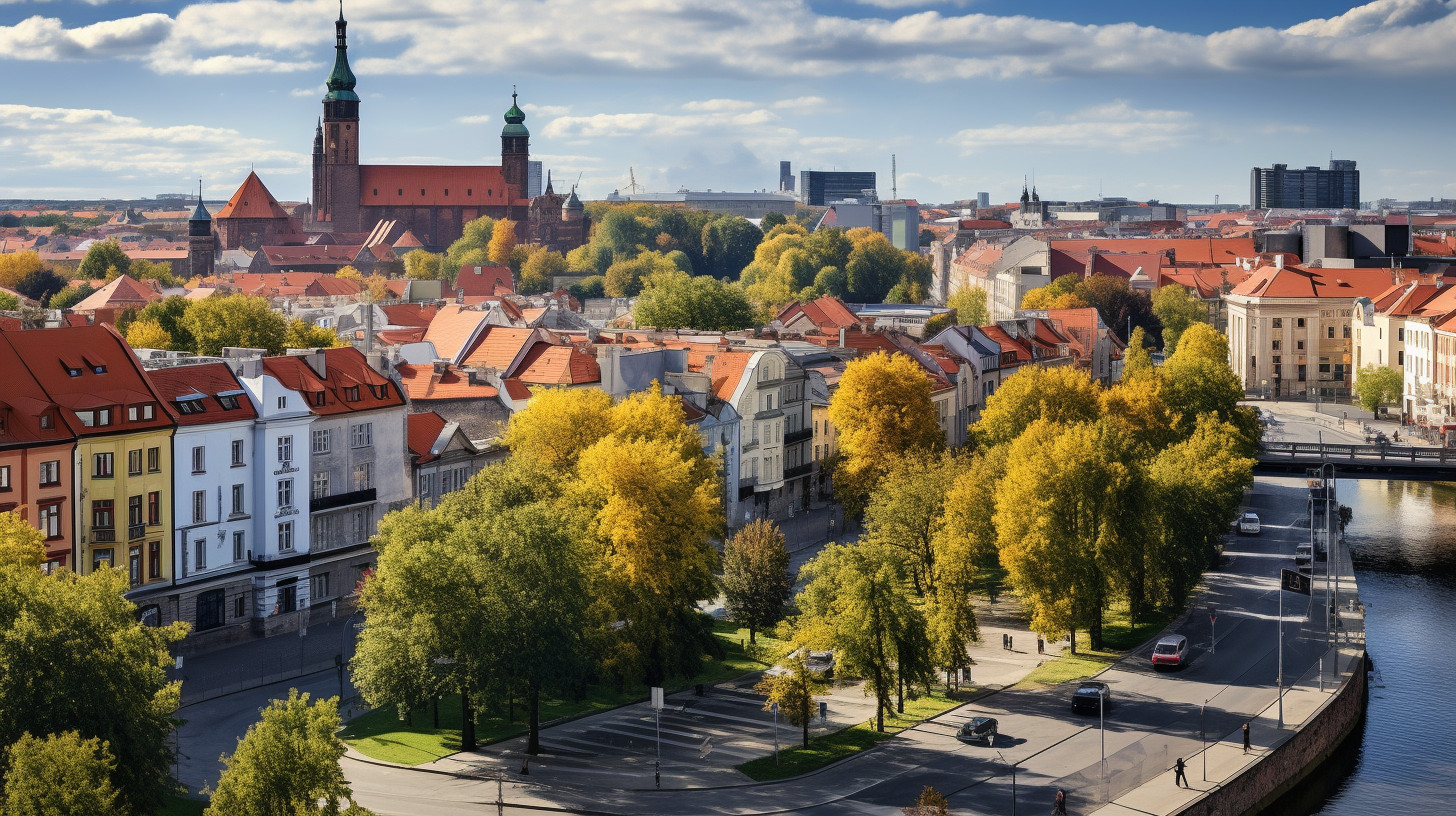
[1300,478,1456,815]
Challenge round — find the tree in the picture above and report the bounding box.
[362,274,392,303]
[488,219,517,268]
[604,251,679,298]
[125,319,174,350]
[902,785,951,816]
[721,520,792,644]
[204,690,372,816]
[128,259,175,287]
[973,365,1102,449]
[503,387,614,471]
[2,731,123,816]
[135,295,196,352]
[1161,325,1258,449]
[632,269,756,331]
[1100,371,1177,454]
[182,293,288,356]
[700,217,763,279]
[285,318,346,349]
[759,212,787,232]
[14,267,66,305]
[519,247,567,294]
[567,275,605,301]
[403,249,445,280]
[753,653,826,748]
[79,239,130,281]
[1170,323,1228,367]
[1123,325,1154,379]
[334,265,363,282]
[828,351,943,516]
[861,454,958,596]
[1354,365,1403,415]
[844,229,906,303]
[0,558,187,813]
[1073,274,1157,344]
[922,312,954,337]
[1020,273,1080,309]
[0,292,16,311]
[0,511,43,570]
[948,287,988,327]
[1151,284,1206,354]
[445,216,495,277]
[46,282,92,311]
[0,251,45,291]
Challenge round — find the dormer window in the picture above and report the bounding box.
[127,404,155,422]
[38,413,53,429]
[65,366,82,378]
[218,395,241,410]
[345,386,360,401]
[174,399,206,415]
[76,408,112,427]
[313,392,327,407]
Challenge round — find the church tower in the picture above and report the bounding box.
[501,91,530,195]
[187,181,215,279]
[317,5,361,230]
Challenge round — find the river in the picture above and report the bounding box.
[1299,478,1456,815]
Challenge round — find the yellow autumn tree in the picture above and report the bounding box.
[125,319,174,351]
[488,219,517,268]
[973,365,1103,448]
[503,387,614,472]
[334,265,362,281]
[0,509,45,570]
[828,351,943,516]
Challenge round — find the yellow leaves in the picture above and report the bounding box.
[974,365,1102,448]
[124,319,173,351]
[503,387,613,471]
[335,265,363,281]
[0,510,45,571]
[1168,323,1227,366]
[1100,374,1176,452]
[829,351,942,514]
[488,219,517,268]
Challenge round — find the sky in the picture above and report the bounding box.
[2,0,1454,207]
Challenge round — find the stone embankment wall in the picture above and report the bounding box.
[1177,652,1368,816]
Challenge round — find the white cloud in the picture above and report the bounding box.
[1286,0,1452,37]
[523,103,570,116]
[290,85,325,98]
[0,14,172,60]
[543,107,781,140]
[949,101,1194,154]
[772,95,830,112]
[681,98,756,112]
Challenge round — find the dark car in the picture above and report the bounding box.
[1072,681,1111,714]
[956,716,998,745]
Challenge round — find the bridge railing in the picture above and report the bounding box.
[1260,441,1454,462]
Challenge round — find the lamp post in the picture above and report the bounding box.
[997,751,1018,816]
[771,702,780,765]
[1099,687,1106,768]
[1200,700,1208,781]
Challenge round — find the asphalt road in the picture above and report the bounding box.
[345,476,1339,816]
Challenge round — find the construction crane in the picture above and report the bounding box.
[625,167,644,196]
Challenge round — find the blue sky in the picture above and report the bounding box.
[2,0,1454,207]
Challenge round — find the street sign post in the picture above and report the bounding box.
[1209,608,1217,654]
[1278,569,1312,726]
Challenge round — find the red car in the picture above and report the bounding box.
[1151,635,1189,669]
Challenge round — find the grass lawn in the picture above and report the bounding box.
[157,792,207,816]
[341,619,790,765]
[737,689,965,781]
[1020,600,1180,687]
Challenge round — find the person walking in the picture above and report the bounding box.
[1053,788,1067,815]
[1174,757,1189,788]
[1243,722,1251,754]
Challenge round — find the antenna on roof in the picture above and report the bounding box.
[891,154,897,199]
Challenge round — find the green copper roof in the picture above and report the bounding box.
[502,92,528,136]
[325,12,359,102]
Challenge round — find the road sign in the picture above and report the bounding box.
[651,687,664,710]
[1209,608,1217,623]
[1281,568,1312,596]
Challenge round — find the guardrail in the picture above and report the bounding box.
[1260,441,1455,462]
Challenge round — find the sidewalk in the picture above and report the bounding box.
[1251,399,1434,446]
[174,610,362,707]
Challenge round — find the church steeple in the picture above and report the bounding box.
[325,2,359,103]
[545,170,554,196]
[501,87,530,194]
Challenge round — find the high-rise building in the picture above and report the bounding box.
[779,161,794,193]
[527,161,543,198]
[977,192,990,208]
[798,170,876,206]
[1250,160,1360,209]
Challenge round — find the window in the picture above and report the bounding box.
[194,539,207,571]
[278,479,293,509]
[39,460,60,487]
[234,531,245,562]
[345,386,360,401]
[93,452,114,478]
[231,440,244,466]
[277,436,293,463]
[128,495,143,527]
[129,547,141,585]
[1296,318,1306,328]
[312,429,330,454]
[234,595,246,618]
[278,521,294,551]
[147,447,160,472]
[1399,327,1405,341]
[231,484,245,516]
[1343,325,1351,339]
[192,446,205,474]
[127,404,155,421]
[312,471,330,499]
[277,580,298,614]
[92,500,114,529]
[0,466,8,491]
[352,462,372,491]
[350,507,373,541]
[1328,326,1335,339]
[1272,318,1283,328]
[174,399,205,415]
[315,514,334,543]
[1399,350,1405,366]
[39,503,61,538]
[196,589,225,631]
[148,541,160,578]
[76,408,112,427]
[127,449,143,476]
[310,573,330,601]
[418,473,434,499]
[1296,340,1305,350]
[38,413,52,430]
[93,548,114,571]
[192,490,206,524]
[277,396,287,410]
[1271,340,1280,351]
[218,395,241,410]
[350,423,372,448]
[1298,364,1307,382]
[148,492,161,525]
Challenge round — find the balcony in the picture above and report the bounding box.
[127,524,146,541]
[310,487,376,513]
[785,428,813,445]
[91,526,115,543]
[785,463,813,480]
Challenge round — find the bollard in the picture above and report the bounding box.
[1037,637,1045,654]
[1008,635,1014,651]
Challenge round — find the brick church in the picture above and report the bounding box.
[189,7,588,275]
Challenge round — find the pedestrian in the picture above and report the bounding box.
[1174,757,1188,788]
[1054,788,1067,815]
[1243,722,1251,754]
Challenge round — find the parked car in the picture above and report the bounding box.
[1238,513,1261,535]
[1151,634,1189,669]
[765,648,835,679]
[1072,680,1112,714]
[956,716,998,745]
[1295,544,1313,565]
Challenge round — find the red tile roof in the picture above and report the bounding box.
[261,347,405,416]
[1050,237,1255,266]
[980,324,1032,364]
[501,377,532,400]
[71,274,162,313]
[304,275,365,297]
[359,165,510,208]
[382,304,438,329]
[1231,264,1404,300]
[778,295,861,332]
[260,245,362,266]
[513,342,601,385]
[0,325,173,435]
[460,326,536,370]
[455,264,515,297]
[375,328,426,347]
[145,362,258,426]
[406,410,448,463]
[395,363,500,400]
[216,172,291,220]
[0,335,80,445]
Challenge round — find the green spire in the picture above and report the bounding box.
[325,2,359,102]
[502,89,528,137]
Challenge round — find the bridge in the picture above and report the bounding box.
[1256,440,1456,479]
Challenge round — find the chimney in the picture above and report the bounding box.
[302,349,327,378]
[1275,254,1285,270]
[839,326,847,348]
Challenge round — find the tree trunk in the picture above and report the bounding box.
[896,671,905,714]
[749,626,756,645]
[1069,628,1078,655]
[527,682,542,755]
[460,684,477,752]
[432,696,439,729]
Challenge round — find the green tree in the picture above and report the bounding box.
[759,212,788,232]
[753,653,826,748]
[46,282,92,311]
[2,731,123,816]
[1123,325,1154,379]
[79,239,130,281]
[948,287,988,327]
[1074,274,1157,344]
[566,243,613,275]
[444,216,495,277]
[567,275,605,301]
[922,312,954,337]
[204,690,372,816]
[136,296,196,352]
[721,520,792,644]
[14,267,66,305]
[0,292,17,311]
[861,454,958,596]
[1354,365,1403,415]
[1161,326,1258,448]
[519,247,567,294]
[604,251,679,298]
[402,249,445,281]
[1151,284,1206,354]
[632,269,756,331]
[973,365,1103,449]
[844,228,906,303]
[182,293,288,356]
[828,351,943,516]
[285,318,346,349]
[701,217,763,279]
[0,554,187,813]
[128,258,175,287]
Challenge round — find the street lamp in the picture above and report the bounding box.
[1200,700,1208,781]
[996,751,1018,816]
[771,702,780,765]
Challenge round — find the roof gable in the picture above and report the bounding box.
[216,171,291,220]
